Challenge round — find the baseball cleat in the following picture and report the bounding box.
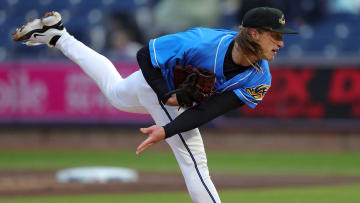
[12,11,65,47]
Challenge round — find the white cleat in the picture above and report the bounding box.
[12,11,65,47]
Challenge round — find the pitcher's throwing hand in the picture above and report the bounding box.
[136,125,165,155]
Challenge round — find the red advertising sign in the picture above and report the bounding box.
[233,67,360,119]
[0,62,152,123]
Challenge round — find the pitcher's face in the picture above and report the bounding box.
[256,31,284,61]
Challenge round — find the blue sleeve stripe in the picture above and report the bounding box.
[220,69,254,93]
[152,39,161,69]
[214,34,232,83]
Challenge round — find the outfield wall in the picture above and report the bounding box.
[0,62,359,132]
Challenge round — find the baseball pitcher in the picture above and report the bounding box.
[13,7,297,203]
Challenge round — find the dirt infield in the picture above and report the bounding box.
[1,170,360,197]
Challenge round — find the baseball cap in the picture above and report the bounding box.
[242,7,298,34]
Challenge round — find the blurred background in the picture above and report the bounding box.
[1,0,359,133]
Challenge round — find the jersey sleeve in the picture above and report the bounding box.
[233,83,270,108]
[233,67,272,108]
[148,29,199,70]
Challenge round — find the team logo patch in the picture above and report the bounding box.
[279,15,286,25]
[246,84,270,100]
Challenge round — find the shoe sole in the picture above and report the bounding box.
[12,11,63,42]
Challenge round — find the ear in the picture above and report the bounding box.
[249,28,260,41]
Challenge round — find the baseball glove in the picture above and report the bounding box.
[165,65,216,108]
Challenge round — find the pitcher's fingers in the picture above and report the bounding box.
[136,140,153,155]
[140,127,148,134]
[136,142,153,155]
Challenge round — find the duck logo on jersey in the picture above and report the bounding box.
[246,84,270,100]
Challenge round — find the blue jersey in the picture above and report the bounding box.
[149,27,271,108]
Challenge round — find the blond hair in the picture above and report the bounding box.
[235,26,265,72]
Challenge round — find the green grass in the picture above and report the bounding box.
[1,184,360,203]
[207,151,360,176]
[0,150,180,172]
[0,150,359,176]
[1,149,360,203]
[220,184,360,203]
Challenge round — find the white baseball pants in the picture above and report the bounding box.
[55,32,221,203]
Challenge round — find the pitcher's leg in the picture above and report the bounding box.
[12,11,145,113]
[55,32,146,113]
[164,107,221,203]
[55,32,122,90]
[136,80,221,203]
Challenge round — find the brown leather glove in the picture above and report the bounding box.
[165,65,216,108]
